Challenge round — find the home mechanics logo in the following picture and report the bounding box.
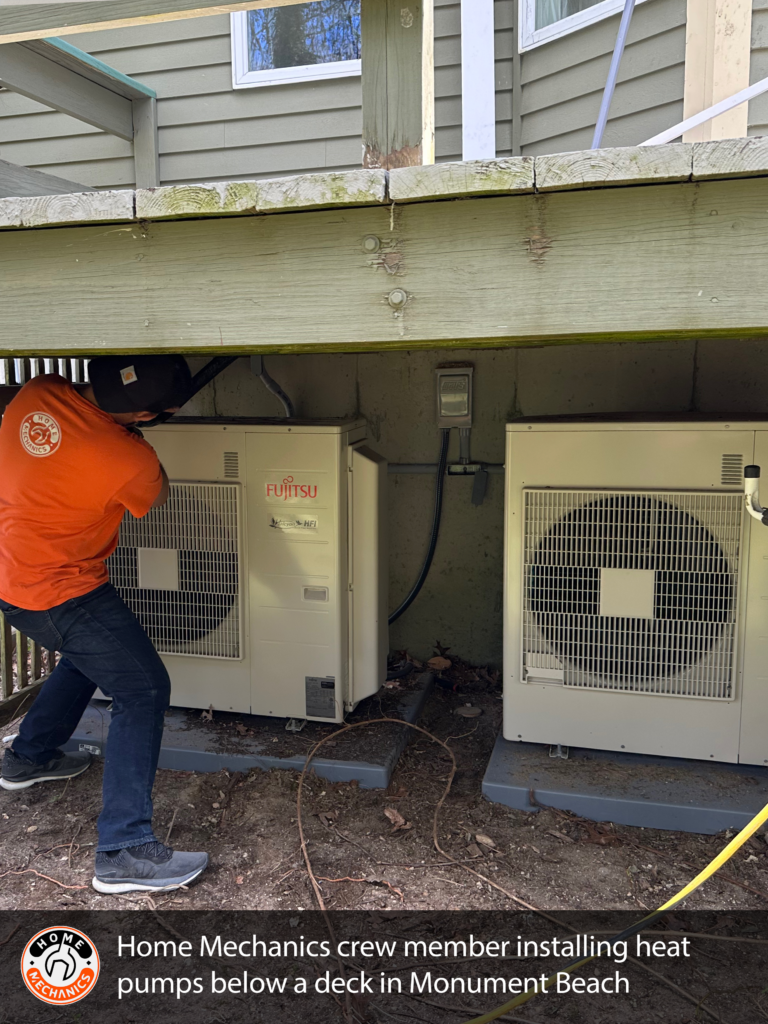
[265,475,318,501]
[19,411,62,458]
[21,927,100,1005]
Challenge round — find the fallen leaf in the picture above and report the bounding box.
[235,876,244,885]
[201,704,214,722]
[384,807,412,832]
[26,825,38,833]
[235,723,249,736]
[475,833,496,850]
[318,810,339,827]
[427,656,452,672]
[407,656,424,669]
[547,829,575,844]
[465,843,483,858]
[386,786,409,802]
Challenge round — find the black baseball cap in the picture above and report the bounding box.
[89,355,192,414]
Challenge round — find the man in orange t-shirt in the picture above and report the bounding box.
[0,356,208,894]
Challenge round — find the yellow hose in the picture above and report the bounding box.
[461,799,768,1024]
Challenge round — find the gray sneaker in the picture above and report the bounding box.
[93,840,209,894]
[0,748,92,790]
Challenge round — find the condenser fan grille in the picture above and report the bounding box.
[108,483,241,659]
[523,490,743,699]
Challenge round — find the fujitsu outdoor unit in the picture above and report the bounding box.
[504,420,768,767]
[107,419,387,723]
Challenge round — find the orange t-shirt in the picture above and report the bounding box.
[0,375,162,610]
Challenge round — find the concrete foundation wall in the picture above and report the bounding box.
[182,339,768,667]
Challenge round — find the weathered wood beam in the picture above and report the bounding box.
[0,156,92,197]
[132,96,159,188]
[21,37,155,100]
[2,175,768,353]
[361,0,434,169]
[0,1,310,45]
[683,0,753,142]
[0,40,134,138]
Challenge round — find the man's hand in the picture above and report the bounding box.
[152,465,170,508]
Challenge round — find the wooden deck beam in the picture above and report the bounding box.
[2,144,768,354]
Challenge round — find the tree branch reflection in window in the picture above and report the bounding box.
[248,0,361,72]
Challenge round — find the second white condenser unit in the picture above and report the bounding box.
[505,420,768,767]
[107,419,388,723]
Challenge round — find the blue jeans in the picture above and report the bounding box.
[0,582,170,851]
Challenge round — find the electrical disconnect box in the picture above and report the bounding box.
[436,365,473,428]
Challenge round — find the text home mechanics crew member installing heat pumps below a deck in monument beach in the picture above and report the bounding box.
[0,355,210,894]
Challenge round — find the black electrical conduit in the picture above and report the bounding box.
[388,428,451,625]
[147,355,295,426]
[146,359,450,627]
[253,356,295,418]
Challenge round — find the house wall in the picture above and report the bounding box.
[2,0,766,186]
[180,337,768,668]
[517,0,687,154]
[0,0,514,189]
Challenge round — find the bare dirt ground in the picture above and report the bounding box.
[1,657,767,919]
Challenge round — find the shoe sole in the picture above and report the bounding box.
[91,865,206,894]
[0,760,91,791]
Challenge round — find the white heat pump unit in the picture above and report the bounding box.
[504,420,768,767]
[107,419,387,723]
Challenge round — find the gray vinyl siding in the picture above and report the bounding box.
[519,0,686,154]
[750,0,768,135]
[0,0,511,189]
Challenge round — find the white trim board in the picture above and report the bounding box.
[519,0,651,52]
[461,0,496,160]
[230,10,361,90]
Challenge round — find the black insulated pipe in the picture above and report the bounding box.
[146,355,240,426]
[250,355,295,418]
[388,428,451,625]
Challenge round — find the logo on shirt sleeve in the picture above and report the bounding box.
[120,365,138,385]
[20,412,62,458]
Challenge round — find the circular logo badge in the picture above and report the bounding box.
[21,927,100,1005]
[19,412,62,458]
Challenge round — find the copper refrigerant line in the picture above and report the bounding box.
[296,719,768,1024]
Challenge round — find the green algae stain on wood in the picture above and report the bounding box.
[136,169,388,221]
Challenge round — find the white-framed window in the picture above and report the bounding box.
[519,0,650,52]
[231,1,361,90]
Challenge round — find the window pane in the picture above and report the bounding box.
[535,0,605,31]
[248,0,361,72]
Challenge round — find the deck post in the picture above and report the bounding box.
[133,96,161,188]
[361,0,435,169]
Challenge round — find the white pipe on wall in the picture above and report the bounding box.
[461,0,497,161]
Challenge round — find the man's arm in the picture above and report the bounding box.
[152,465,170,508]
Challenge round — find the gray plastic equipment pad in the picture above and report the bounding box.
[482,733,768,834]
[65,672,433,790]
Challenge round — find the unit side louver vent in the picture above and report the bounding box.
[108,483,241,659]
[223,452,239,479]
[721,454,743,487]
[523,490,742,700]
